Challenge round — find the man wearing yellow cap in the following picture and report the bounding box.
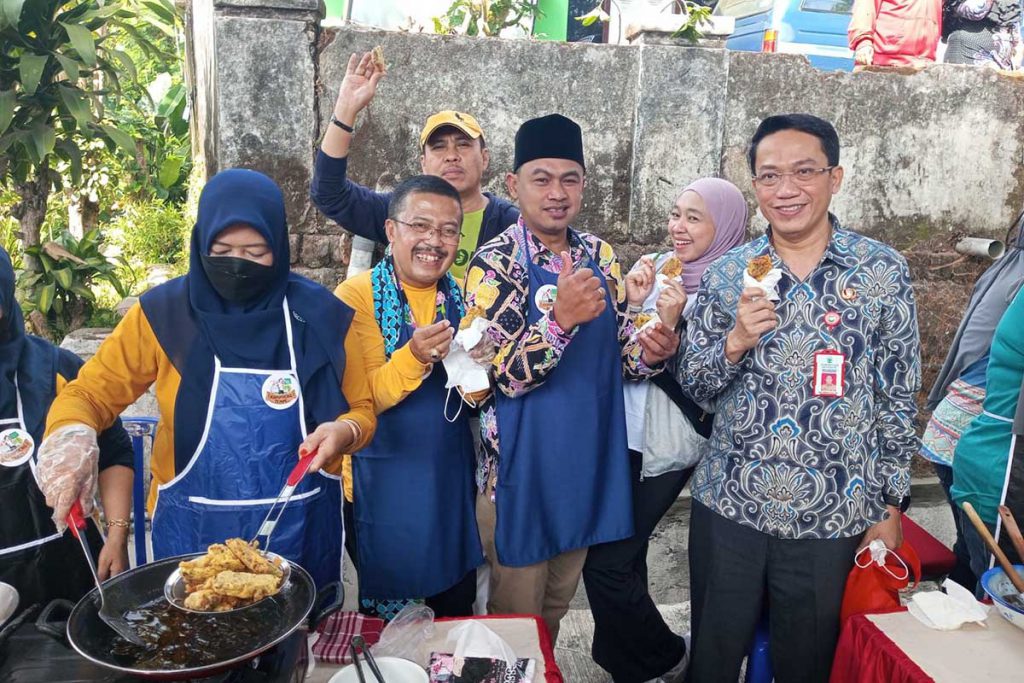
[311,51,520,282]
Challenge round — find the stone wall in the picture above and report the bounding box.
[186,3,1024,396]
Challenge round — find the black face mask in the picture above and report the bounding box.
[200,254,276,303]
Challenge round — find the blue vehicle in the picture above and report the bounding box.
[714,0,856,71]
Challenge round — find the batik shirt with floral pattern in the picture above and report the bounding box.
[465,222,653,494]
[679,223,921,539]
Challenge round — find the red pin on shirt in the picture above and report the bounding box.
[823,311,841,332]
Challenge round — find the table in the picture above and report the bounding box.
[307,615,563,682]
[831,608,1024,683]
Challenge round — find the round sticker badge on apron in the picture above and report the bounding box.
[0,428,34,468]
[262,372,299,410]
[534,284,558,314]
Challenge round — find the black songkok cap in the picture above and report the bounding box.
[513,114,586,172]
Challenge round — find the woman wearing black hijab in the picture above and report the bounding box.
[0,246,134,617]
[36,169,376,590]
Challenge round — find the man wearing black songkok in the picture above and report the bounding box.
[463,114,680,642]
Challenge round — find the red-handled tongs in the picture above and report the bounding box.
[250,450,317,552]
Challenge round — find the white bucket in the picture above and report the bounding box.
[0,582,18,626]
[328,656,429,683]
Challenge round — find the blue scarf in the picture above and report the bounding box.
[370,248,465,358]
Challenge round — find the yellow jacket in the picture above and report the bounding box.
[46,303,375,512]
[335,271,435,501]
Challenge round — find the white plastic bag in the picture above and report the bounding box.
[373,603,436,665]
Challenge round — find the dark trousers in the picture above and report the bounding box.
[583,451,693,682]
[688,501,861,683]
[343,499,476,618]
[932,462,978,588]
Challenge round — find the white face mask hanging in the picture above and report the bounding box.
[855,539,910,581]
[441,317,493,425]
[444,386,468,424]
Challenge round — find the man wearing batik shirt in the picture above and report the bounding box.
[464,114,679,643]
[680,114,921,683]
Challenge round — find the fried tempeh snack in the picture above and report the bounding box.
[179,543,247,589]
[180,538,286,611]
[371,45,386,71]
[212,571,282,601]
[746,255,773,281]
[184,590,243,612]
[226,538,283,578]
[460,305,487,331]
[659,256,683,279]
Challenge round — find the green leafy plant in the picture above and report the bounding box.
[575,0,712,43]
[671,2,713,42]
[107,196,189,267]
[0,0,181,274]
[433,0,542,36]
[17,228,132,339]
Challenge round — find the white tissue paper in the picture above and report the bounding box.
[442,317,492,394]
[446,620,535,678]
[0,582,18,627]
[907,578,990,630]
[635,273,683,335]
[742,268,783,301]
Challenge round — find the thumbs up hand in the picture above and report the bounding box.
[552,251,607,331]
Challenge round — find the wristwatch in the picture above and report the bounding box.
[883,493,910,512]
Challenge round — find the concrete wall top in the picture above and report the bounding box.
[319,28,642,244]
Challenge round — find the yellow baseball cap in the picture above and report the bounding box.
[419,110,484,148]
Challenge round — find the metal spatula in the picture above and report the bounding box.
[67,500,146,646]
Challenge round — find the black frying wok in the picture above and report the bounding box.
[63,553,340,681]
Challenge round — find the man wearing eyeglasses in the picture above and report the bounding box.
[311,51,520,283]
[679,114,921,682]
[333,175,490,620]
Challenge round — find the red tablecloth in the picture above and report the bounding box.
[311,613,563,682]
[830,609,934,683]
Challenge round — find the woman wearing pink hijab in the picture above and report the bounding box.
[583,177,748,683]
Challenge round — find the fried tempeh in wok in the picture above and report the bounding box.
[183,589,243,612]
[225,538,283,577]
[179,537,285,610]
[211,571,282,601]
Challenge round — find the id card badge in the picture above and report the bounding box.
[813,350,845,398]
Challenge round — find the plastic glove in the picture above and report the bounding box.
[36,424,100,533]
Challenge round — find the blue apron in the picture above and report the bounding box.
[492,226,633,567]
[353,300,483,599]
[152,299,343,589]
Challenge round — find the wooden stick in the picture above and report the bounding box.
[963,502,1024,595]
[997,505,1024,562]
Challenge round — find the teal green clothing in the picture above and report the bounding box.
[952,286,1024,524]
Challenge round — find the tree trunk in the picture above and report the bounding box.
[12,161,51,273]
[67,189,100,239]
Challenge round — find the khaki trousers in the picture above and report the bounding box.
[476,491,587,644]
